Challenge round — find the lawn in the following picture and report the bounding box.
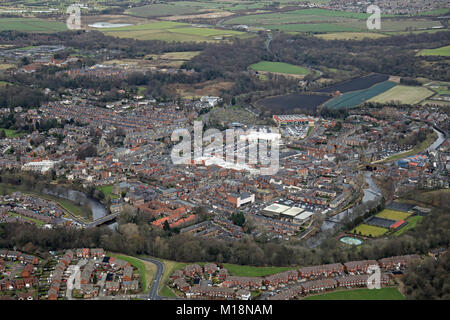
[0,128,26,138]
[223,263,296,277]
[160,285,178,298]
[368,85,435,105]
[0,18,67,32]
[249,61,310,76]
[108,253,156,293]
[394,216,423,236]
[419,45,450,57]
[303,287,404,300]
[376,209,411,221]
[97,185,119,199]
[6,211,46,227]
[351,224,389,237]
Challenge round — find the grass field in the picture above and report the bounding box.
[97,185,119,199]
[108,253,156,293]
[368,85,435,105]
[6,211,46,227]
[376,209,411,221]
[394,216,423,236]
[249,61,310,75]
[0,18,67,32]
[419,45,450,57]
[303,287,404,300]
[325,81,397,109]
[351,224,389,237]
[223,263,297,277]
[315,32,388,40]
[0,128,26,138]
[103,21,248,42]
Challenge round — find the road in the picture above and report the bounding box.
[140,257,165,300]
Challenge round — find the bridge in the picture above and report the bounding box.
[88,212,120,228]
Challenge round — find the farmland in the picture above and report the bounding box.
[368,85,435,105]
[315,32,388,40]
[376,209,411,221]
[102,21,249,42]
[257,93,331,114]
[324,81,397,109]
[419,45,450,57]
[319,74,389,94]
[249,61,311,76]
[351,224,389,237]
[0,18,67,32]
[303,287,404,300]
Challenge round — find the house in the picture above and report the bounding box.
[299,263,344,279]
[6,250,20,260]
[21,264,34,278]
[80,283,98,298]
[344,260,378,274]
[203,263,217,275]
[264,270,298,288]
[90,248,105,259]
[20,254,39,265]
[218,268,228,281]
[236,289,251,300]
[336,274,390,288]
[173,278,190,292]
[301,279,338,294]
[122,280,139,292]
[170,269,184,280]
[76,248,90,258]
[105,281,120,294]
[186,286,235,299]
[48,288,58,300]
[183,264,203,277]
[17,292,34,300]
[378,255,420,270]
[222,276,262,290]
[123,266,133,282]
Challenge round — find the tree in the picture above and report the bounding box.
[163,220,171,231]
[231,212,245,227]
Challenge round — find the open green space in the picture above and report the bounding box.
[103,21,248,42]
[303,287,404,300]
[6,211,46,227]
[376,209,411,221]
[325,81,397,109]
[0,128,27,138]
[394,216,424,236]
[368,85,435,105]
[0,18,67,32]
[97,185,119,199]
[351,224,389,237]
[419,45,450,57]
[249,61,310,75]
[223,263,296,277]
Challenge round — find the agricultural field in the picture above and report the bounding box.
[315,32,388,40]
[249,61,310,76]
[324,81,397,109]
[351,224,389,237]
[320,74,389,94]
[303,287,404,300]
[102,21,249,42]
[376,209,411,221]
[368,85,435,105]
[0,18,67,32]
[257,93,331,114]
[419,45,450,57]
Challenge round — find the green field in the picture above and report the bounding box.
[351,224,389,237]
[0,18,67,32]
[223,263,297,277]
[315,32,387,40]
[249,61,310,75]
[304,287,404,300]
[419,45,450,57]
[0,128,26,138]
[6,211,46,227]
[97,185,119,199]
[325,81,397,109]
[368,85,435,105]
[394,216,423,236]
[103,21,248,42]
[376,209,411,221]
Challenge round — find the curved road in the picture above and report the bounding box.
[140,257,165,300]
